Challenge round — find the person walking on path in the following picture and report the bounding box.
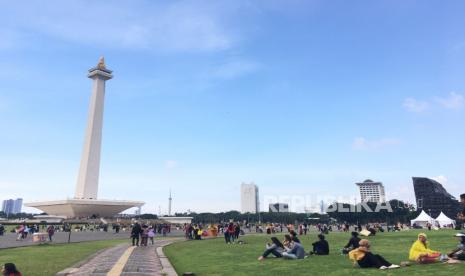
[47,225,55,242]
[15,225,24,241]
[131,222,142,247]
[148,226,155,245]
[140,225,149,246]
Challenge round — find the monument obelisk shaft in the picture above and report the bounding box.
[75,57,113,199]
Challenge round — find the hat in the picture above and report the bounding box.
[418,233,427,238]
[454,233,465,237]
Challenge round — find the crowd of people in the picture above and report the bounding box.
[254,194,465,270]
[257,230,465,269]
[130,221,170,246]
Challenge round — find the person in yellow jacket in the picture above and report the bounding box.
[349,239,400,269]
[409,233,441,263]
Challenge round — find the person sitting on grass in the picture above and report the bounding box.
[447,233,465,261]
[258,237,286,260]
[349,239,400,270]
[289,230,301,243]
[409,233,441,264]
[2,263,22,276]
[342,232,361,254]
[282,237,306,260]
[310,234,329,255]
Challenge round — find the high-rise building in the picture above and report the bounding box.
[1,198,23,215]
[13,198,23,214]
[412,177,460,218]
[241,183,259,214]
[356,179,386,203]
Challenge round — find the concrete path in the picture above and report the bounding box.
[57,239,180,276]
[0,230,184,249]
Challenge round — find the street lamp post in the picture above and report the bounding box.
[68,223,72,243]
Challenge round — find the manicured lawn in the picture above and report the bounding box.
[0,239,126,275]
[164,230,465,275]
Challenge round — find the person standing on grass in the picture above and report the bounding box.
[131,222,142,247]
[47,225,55,242]
[224,224,231,244]
[2,263,22,276]
[349,239,400,270]
[234,223,241,240]
[457,194,465,229]
[227,223,235,243]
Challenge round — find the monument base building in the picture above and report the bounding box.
[26,199,144,218]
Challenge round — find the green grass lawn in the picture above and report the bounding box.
[164,230,465,275]
[0,239,126,275]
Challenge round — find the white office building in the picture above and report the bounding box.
[241,183,259,214]
[1,198,23,215]
[356,179,386,203]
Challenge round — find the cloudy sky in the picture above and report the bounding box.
[1,0,464,214]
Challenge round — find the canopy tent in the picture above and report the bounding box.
[435,212,456,228]
[411,210,436,227]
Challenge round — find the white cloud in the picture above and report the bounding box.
[352,137,401,151]
[0,1,235,52]
[164,160,178,169]
[403,98,429,113]
[403,92,464,113]
[435,92,464,110]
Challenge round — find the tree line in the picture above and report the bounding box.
[175,199,419,225]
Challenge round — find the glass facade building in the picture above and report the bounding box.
[412,177,460,218]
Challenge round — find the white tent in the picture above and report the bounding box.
[435,212,456,228]
[411,210,436,227]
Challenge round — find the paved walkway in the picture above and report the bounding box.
[58,239,180,276]
[0,231,184,249]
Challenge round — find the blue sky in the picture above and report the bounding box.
[1,0,464,213]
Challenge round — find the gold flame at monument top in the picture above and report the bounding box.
[97,56,106,69]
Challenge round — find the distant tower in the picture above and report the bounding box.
[168,189,172,216]
[75,57,113,199]
[241,183,259,214]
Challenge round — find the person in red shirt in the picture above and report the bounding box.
[228,223,235,243]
